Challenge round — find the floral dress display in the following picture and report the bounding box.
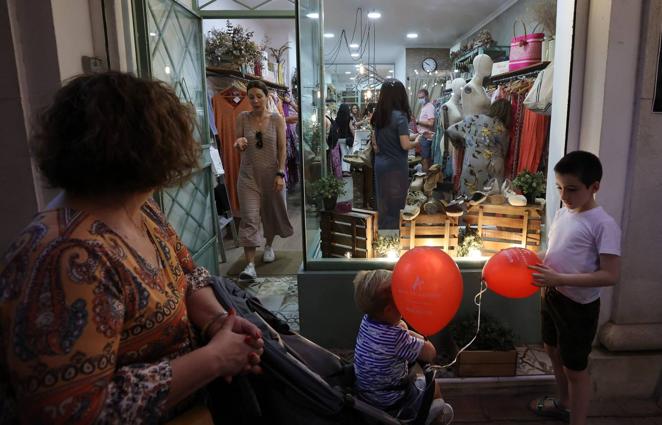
[447,114,509,194]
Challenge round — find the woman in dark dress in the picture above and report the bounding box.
[371,79,420,229]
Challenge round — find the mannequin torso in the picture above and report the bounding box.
[461,54,492,116]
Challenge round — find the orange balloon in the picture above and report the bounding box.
[392,247,463,336]
[482,248,540,298]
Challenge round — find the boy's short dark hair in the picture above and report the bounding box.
[554,150,603,187]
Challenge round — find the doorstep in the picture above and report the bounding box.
[439,374,556,397]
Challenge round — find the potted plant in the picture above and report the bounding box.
[309,176,346,211]
[450,313,518,377]
[457,226,483,258]
[205,21,262,71]
[512,170,546,204]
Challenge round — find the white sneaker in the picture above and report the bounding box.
[426,398,454,425]
[239,262,257,282]
[501,178,527,207]
[262,246,275,263]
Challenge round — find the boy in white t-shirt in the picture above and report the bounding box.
[528,151,621,425]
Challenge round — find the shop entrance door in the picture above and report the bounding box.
[134,0,220,274]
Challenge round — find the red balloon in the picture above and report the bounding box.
[392,247,463,336]
[482,247,540,298]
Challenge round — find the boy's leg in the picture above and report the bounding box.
[544,343,570,408]
[564,367,591,425]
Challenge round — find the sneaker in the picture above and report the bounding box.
[426,398,454,425]
[239,262,257,282]
[468,191,488,206]
[263,246,275,263]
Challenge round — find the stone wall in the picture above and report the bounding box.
[405,47,451,80]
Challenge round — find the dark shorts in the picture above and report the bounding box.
[419,137,432,159]
[541,288,600,371]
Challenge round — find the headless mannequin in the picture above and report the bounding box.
[461,54,492,116]
[441,78,465,128]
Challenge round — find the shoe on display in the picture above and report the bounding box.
[343,154,364,167]
[487,194,507,204]
[468,191,488,206]
[423,166,443,195]
[483,177,500,195]
[402,204,421,221]
[409,172,427,192]
[406,190,428,206]
[263,246,275,263]
[426,398,454,425]
[443,198,465,217]
[239,262,257,282]
[423,197,445,215]
[501,179,527,207]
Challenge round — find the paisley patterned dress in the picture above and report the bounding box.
[0,199,211,424]
[447,114,509,194]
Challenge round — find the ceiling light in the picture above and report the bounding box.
[351,52,360,58]
[149,32,157,37]
[388,70,394,73]
[164,66,171,74]
[365,89,373,99]
[350,77,356,80]
[406,33,418,39]
[355,64,361,68]
[367,11,381,19]
[349,43,359,49]
[324,33,334,38]
[345,71,351,74]
[414,69,419,75]
[359,64,365,74]
[306,12,319,19]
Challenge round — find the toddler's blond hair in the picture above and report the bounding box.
[353,269,393,317]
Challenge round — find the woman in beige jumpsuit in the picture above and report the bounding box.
[234,80,293,281]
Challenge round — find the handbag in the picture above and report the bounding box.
[523,62,554,115]
[509,20,544,71]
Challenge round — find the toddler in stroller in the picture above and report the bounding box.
[353,270,454,424]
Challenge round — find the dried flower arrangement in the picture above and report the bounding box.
[205,20,262,68]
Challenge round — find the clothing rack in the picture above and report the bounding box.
[489,61,550,85]
[206,67,290,95]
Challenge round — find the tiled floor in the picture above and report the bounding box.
[234,274,553,377]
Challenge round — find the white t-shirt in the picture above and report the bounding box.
[544,206,621,304]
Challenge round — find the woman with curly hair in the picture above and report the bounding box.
[0,72,264,424]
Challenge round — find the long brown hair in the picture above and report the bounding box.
[370,78,411,129]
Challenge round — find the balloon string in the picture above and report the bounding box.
[428,279,488,371]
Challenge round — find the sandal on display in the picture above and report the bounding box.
[468,191,488,206]
[528,396,570,423]
[442,197,466,217]
[407,190,428,206]
[423,165,443,195]
[483,177,500,196]
[423,197,445,215]
[502,178,527,207]
[402,204,421,221]
[410,172,427,193]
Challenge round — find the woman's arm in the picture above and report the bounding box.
[399,134,419,151]
[274,114,287,191]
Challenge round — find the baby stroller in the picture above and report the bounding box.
[206,276,443,425]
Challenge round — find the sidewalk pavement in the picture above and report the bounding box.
[447,393,662,424]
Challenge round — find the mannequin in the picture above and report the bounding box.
[461,54,492,116]
[441,78,465,127]
[439,77,465,184]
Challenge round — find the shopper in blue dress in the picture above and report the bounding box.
[371,79,421,229]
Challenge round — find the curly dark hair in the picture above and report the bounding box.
[33,71,200,197]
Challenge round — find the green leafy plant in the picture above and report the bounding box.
[457,226,483,257]
[205,21,262,67]
[309,175,346,199]
[512,170,546,199]
[450,313,516,351]
[373,235,400,258]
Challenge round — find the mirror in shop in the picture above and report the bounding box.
[302,0,558,262]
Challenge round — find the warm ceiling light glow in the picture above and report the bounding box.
[324,33,334,38]
[351,52,360,58]
[406,33,418,39]
[306,12,319,19]
[365,89,373,99]
[359,64,365,74]
[367,11,381,19]
[349,43,359,49]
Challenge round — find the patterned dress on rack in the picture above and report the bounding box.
[237,112,294,247]
[0,199,211,424]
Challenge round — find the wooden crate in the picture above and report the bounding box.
[320,209,377,258]
[463,204,543,256]
[399,212,460,257]
[456,349,518,377]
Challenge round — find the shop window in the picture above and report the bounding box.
[298,0,567,269]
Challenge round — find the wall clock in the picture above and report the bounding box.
[422,57,437,73]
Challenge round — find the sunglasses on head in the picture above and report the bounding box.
[255,131,263,149]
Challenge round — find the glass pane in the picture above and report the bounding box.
[298,0,324,263]
[199,0,294,11]
[145,0,219,273]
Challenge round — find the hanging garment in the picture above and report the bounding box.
[212,87,251,216]
[505,92,525,179]
[447,114,509,195]
[517,109,551,174]
[236,112,294,247]
[282,101,300,190]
